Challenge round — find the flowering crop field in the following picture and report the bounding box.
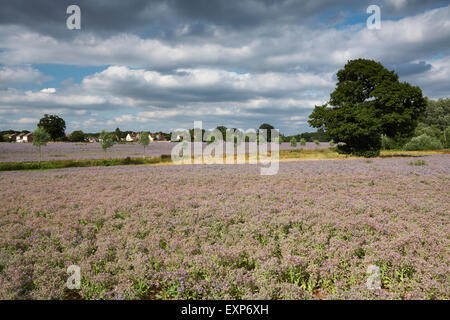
[0,155,448,299]
[0,142,329,162]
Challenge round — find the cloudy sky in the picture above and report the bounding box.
[0,0,449,134]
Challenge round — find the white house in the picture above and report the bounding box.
[16,133,33,143]
[126,133,139,142]
[22,133,33,143]
[126,132,153,142]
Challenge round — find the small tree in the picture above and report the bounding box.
[299,138,306,146]
[139,131,150,158]
[314,139,320,146]
[290,137,297,147]
[99,130,115,156]
[32,127,50,166]
[329,139,335,147]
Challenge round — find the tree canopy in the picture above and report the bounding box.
[421,98,450,130]
[139,131,150,158]
[309,59,426,157]
[32,127,50,164]
[70,130,85,142]
[259,123,275,142]
[38,114,66,141]
[99,130,115,153]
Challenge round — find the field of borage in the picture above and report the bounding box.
[0,155,448,300]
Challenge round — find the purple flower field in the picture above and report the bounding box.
[0,155,448,299]
[0,142,330,162]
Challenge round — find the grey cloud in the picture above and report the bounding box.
[1,0,447,40]
[390,61,432,76]
[0,1,449,134]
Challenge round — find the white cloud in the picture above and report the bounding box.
[10,117,38,124]
[0,6,449,73]
[0,5,449,134]
[82,66,334,96]
[40,88,56,93]
[0,65,49,87]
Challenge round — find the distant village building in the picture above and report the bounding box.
[16,133,33,143]
[126,133,139,142]
[125,132,168,142]
[152,133,168,141]
[3,133,19,141]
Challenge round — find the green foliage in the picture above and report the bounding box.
[114,127,127,141]
[139,131,150,147]
[70,130,85,142]
[329,139,335,147]
[0,156,166,172]
[278,135,283,144]
[414,123,441,140]
[290,137,297,147]
[259,123,274,142]
[314,140,320,146]
[309,59,426,157]
[403,134,443,151]
[421,98,450,130]
[139,131,150,157]
[32,127,50,165]
[381,134,410,150]
[299,138,306,146]
[38,114,66,141]
[216,126,227,141]
[99,130,116,153]
[32,127,50,147]
[408,160,427,166]
[299,129,328,142]
[444,127,450,148]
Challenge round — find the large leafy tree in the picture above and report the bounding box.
[38,114,66,141]
[309,59,426,157]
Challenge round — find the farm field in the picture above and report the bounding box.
[0,142,330,162]
[0,155,448,299]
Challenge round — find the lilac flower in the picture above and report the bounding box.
[0,154,448,299]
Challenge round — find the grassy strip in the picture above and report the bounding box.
[0,155,172,172]
[1,149,448,172]
[279,148,448,160]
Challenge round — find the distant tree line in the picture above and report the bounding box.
[381,98,450,150]
[282,128,328,144]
